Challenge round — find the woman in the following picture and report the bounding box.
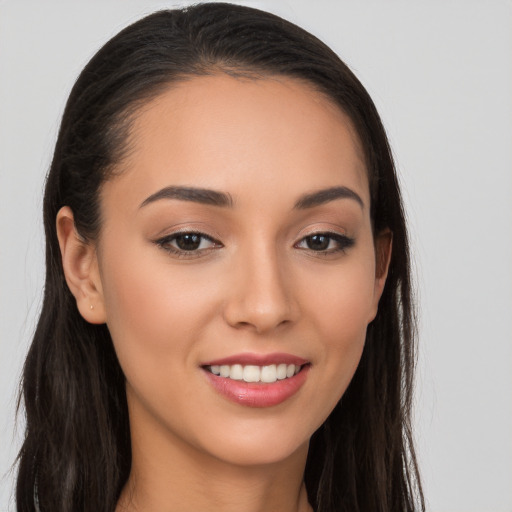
[16,3,424,511]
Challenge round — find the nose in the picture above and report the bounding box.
[222,244,298,334]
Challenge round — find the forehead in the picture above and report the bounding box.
[106,74,369,211]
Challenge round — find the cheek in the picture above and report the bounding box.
[306,256,376,339]
[315,284,370,373]
[99,246,218,377]
[300,255,375,405]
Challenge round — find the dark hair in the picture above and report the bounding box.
[16,3,424,511]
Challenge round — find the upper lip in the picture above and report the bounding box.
[201,352,308,367]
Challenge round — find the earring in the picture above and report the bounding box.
[90,304,94,310]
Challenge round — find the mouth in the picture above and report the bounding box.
[200,353,310,407]
[204,363,305,383]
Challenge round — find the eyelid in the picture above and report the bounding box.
[152,224,354,258]
[154,230,223,258]
[294,230,355,254]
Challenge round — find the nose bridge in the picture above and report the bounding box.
[224,235,295,333]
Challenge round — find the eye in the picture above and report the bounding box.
[295,232,354,253]
[155,232,221,256]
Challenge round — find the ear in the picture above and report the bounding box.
[369,229,392,321]
[56,206,106,324]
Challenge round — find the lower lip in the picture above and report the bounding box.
[202,366,310,408]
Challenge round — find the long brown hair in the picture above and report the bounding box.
[16,4,424,511]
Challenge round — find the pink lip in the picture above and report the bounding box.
[202,352,308,367]
[202,364,310,408]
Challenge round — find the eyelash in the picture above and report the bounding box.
[154,231,355,258]
[294,232,355,255]
[155,232,221,258]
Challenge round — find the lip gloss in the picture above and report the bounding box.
[201,353,310,407]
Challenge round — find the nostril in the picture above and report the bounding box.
[233,320,253,330]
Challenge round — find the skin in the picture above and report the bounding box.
[57,75,391,512]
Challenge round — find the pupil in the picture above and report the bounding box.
[307,235,329,251]
[176,234,201,250]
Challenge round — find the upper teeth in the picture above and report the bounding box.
[209,364,301,383]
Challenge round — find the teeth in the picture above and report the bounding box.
[243,365,260,382]
[208,363,302,383]
[261,364,277,383]
[230,364,243,380]
[276,363,287,380]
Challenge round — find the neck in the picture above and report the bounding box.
[118,468,312,512]
[116,419,312,512]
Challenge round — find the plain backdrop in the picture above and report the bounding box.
[1,1,511,511]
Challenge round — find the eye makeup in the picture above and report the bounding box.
[153,228,355,261]
[154,231,223,258]
[295,232,355,254]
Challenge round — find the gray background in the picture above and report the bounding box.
[1,1,511,510]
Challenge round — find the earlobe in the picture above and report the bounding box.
[370,229,393,321]
[56,206,106,324]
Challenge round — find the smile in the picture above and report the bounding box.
[206,363,302,383]
[201,353,310,407]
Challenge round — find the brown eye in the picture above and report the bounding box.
[296,232,355,253]
[174,234,202,251]
[305,234,330,251]
[156,232,220,255]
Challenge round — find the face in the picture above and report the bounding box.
[90,75,389,467]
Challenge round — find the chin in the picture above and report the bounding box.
[190,416,313,468]
[209,436,309,468]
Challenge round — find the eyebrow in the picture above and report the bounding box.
[140,186,234,208]
[139,184,364,211]
[294,186,364,210]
